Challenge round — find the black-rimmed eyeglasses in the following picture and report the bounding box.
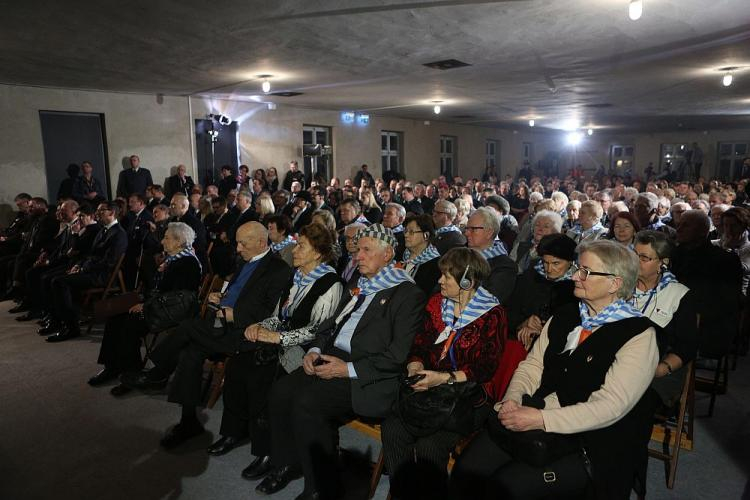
[571,263,617,281]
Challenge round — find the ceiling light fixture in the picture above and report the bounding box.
[567,131,584,146]
[587,128,594,136]
[433,104,442,115]
[262,80,271,93]
[722,72,733,87]
[529,119,535,127]
[629,0,643,21]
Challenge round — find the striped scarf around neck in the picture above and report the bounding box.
[436,224,461,234]
[402,244,440,267]
[356,263,414,296]
[271,235,295,253]
[562,299,643,354]
[479,241,508,260]
[281,263,336,319]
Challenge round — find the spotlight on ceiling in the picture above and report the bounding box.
[722,71,734,87]
[433,105,442,115]
[258,74,273,93]
[529,119,535,127]
[357,113,370,125]
[214,114,231,125]
[587,128,594,136]
[629,0,643,21]
[566,131,584,146]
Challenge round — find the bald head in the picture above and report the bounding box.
[236,221,269,261]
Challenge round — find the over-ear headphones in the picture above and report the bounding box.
[459,264,472,290]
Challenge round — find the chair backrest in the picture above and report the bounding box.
[102,253,127,297]
[200,274,225,318]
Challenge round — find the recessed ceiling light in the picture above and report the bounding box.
[629,0,643,21]
[723,72,733,87]
[529,119,535,127]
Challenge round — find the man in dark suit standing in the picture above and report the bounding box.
[116,155,153,198]
[169,193,208,269]
[121,193,155,289]
[121,222,293,448]
[282,161,305,191]
[218,165,237,197]
[257,224,425,499]
[165,164,195,200]
[431,199,467,255]
[46,201,128,342]
[353,164,374,188]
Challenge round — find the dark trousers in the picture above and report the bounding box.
[220,351,284,457]
[98,312,149,372]
[0,253,18,290]
[50,272,100,325]
[450,423,589,500]
[148,317,239,407]
[12,251,38,286]
[269,367,355,497]
[382,415,463,500]
[38,266,69,312]
[25,263,67,309]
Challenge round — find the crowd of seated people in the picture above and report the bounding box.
[1,156,749,500]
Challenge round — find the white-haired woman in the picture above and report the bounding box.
[511,209,563,274]
[451,240,659,500]
[89,222,202,395]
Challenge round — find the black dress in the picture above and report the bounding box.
[96,256,202,372]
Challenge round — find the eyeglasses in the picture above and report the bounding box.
[570,263,617,281]
[464,226,486,232]
[433,210,450,216]
[636,253,659,263]
[404,230,425,236]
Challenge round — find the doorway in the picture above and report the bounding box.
[195,118,239,187]
[303,125,332,185]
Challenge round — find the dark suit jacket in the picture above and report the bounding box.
[173,212,207,252]
[69,224,101,262]
[292,206,314,234]
[402,199,424,216]
[122,209,155,246]
[312,281,426,417]
[80,223,128,284]
[165,175,195,199]
[227,208,259,244]
[116,168,153,198]
[218,176,237,197]
[412,258,441,297]
[23,213,59,255]
[432,230,467,255]
[393,231,405,262]
[484,254,518,304]
[146,197,169,212]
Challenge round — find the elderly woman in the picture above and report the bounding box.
[207,223,343,477]
[505,234,577,350]
[562,200,581,231]
[401,214,441,295]
[511,209,563,274]
[453,197,471,230]
[451,240,658,500]
[565,200,606,244]
[607,210,641,249]
[383,248,506,500]
[88,222,202,394]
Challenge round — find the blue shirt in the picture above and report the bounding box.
[220,251,267,308]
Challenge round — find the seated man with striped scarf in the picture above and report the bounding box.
[465,207,518,304]
[258,224,426,500]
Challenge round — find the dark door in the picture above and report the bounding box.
[195,119,239,187]
[39,111,110,202]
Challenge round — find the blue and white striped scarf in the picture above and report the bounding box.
[357,263,414,296]
[391,224,404,234]
[439,286,499,334]
[572,222,604,241]
[402,244,440,267]
[271,235,295,253]
[579,299,642,331]
[281,263,336,319]
[436,224,462,234]
[632,270,678,299]
[165,247,202,273]
[645,219,665,231]
[534,259,574,282]
[479,241,508,259]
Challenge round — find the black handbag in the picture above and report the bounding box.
[144,290,198,333]
[397,378,480,437]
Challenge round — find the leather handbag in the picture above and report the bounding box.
[93,292,141,322]
[144,290,198,333]
[397,378,480,437]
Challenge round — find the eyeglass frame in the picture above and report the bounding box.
[570,263,618,281]
[635,253,659,263]
[404,229,426,236]
[464,225,486,232]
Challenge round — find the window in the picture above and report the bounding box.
[717,141,749,180]
[486,140,499,170]
[381,131,402,175]
[440,136,457,178]
[522,142,532,164]
[302,125,332,183]
[610,144,635,174]
[659,143,689,178]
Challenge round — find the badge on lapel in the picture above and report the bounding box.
[380,298,387,305]
[586,355,594,363]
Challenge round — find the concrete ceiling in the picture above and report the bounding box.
[2,0,750,132]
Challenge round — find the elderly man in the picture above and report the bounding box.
[166,164,195,199]
[257,224,425,499]
[465,207,517,303]
[283,160,306,191]
[431,199,467,255]
[708,203,731,240]
[634,192,676,237]
[595,191,613,226]
[116,154,153,198]
[382,202,406,260]
[337,222,367,283]
[122,222,293,447]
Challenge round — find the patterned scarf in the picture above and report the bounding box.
[155,247,201,289]
[631,271,678,313]
[645,219,665,231]
[573,222,604,241]
[402,244,440,267]
[342,256,358,281]
[281,263,336,319]
[436,287,499,369]
[271,235,295,253]
[391,224,404,234]
[533,259,574,282]
[563,299,643,353]
[479,241,508,259]
[436,224,461,234]
[354,214,370,225]
[356,263,414,296]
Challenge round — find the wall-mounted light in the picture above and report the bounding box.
[342,111,355,123]
[258,74,273,93]
[629,0,643,21]
[357,113,370,125]
[529,119,535,127]
[433,105,441,114]
[267,102,277,110]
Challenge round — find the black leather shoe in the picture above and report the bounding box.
[110,384,133,397]
[255,465,302,495]
[241,455,272,480]
[16,310,40,321]
[37,315,50,326]
[37,322,61,336]
[160,422,206,449]
[120,370,168,391]
[207,435,244,456]
[8,302,28,313]
[46,327,80,343]
[294,491,321,500]
[88,368,121,386]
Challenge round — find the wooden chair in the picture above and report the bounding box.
[82,254,128,307]
[200,274,224,318]
[345,419,385,500]
[205,241,214,277]
[203,356,227,409]
[647,361,695,490]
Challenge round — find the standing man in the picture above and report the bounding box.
[354,164,374,188]
[116,155,153,198]
[282,161,306,191]
[73,161,106,204]
[166,164,195,199]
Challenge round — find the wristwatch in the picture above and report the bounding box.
[446,372,456,385]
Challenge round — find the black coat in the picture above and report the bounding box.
[156,254,202,294]
[116,168,153,198]
[505,267,576,334]
[80,222,128,284]
[411,258,441,297]
[165,175,195,199]
[484,254,518,304]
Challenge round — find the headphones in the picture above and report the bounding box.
[459,264,472,290]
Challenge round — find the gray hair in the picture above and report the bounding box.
[166,221,196,248]
[472,207,502,238]
[551,191,569,207]
[566,200,582,211]
[637,192,660,211]
[345,222,367,234]
[577,239,639,300]
[529,191,544,204]
[670,201,690,214]
[634,230,674,259]
[658,196,671,210]
[435,199,457,219]
[236,190,252,202]
[581,200,604,220]
[533,210,563,233]
[454,198,471,215]
[385,202,406,220]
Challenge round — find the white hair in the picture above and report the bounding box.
[533,210,563,233]
[166,222,196,248]
[472,207,501,238]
